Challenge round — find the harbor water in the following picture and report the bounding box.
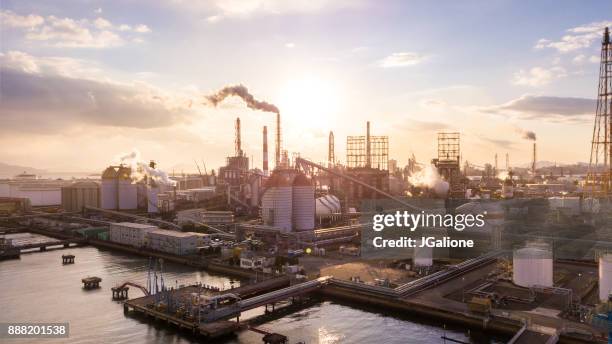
[0,246,506,343]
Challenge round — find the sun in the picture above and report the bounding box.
[276,76,341,130]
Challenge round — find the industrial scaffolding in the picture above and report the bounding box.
[437,132,460,162]
[346,136,388,170]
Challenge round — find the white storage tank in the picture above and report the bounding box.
[513,245,553,288]
[413,245,433,267]
[292,173,315,231]
[599,254,612,301]
[261,173,292,232]
[101,166,118,209]
[315,194,341,216]
[117,166,137,210]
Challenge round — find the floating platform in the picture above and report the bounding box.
[62,254,75,264]
[82,276,102,289]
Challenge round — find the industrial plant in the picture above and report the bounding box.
[1,25,612,344]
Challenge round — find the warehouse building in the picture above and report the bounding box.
[146,229,198,256]
[109,222,157,248]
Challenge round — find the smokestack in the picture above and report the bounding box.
[494,153,498,175]
[505,153,509,170]
[604,27,610,45]
[532,142,537,175]
[328,131,335,167]
[275,112,281,169]
[366,121,371,168]
[235,117,242,156]
[263,126,269,176]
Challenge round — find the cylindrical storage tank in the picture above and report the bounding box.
[148,185,159,213]
[599,254,612,301]
[413,245,433,267]
[117,166,137,210]
[101,166,118,209]
[61,181,100,212]
[512,246,553,287]
[261,173,292,232]
[292,174,315,231]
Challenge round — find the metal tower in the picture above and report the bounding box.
[588,27,612,195]
[328,131,335,167]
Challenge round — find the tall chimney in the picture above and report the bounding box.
[263,126,269,176]
[275,113,281,169]
[366,121,371,168]
[235,117,242,156]
[328,131,335,167]
[532,142,537,175]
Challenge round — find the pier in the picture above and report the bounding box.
[82,276,102,289]
[62,254,75,264]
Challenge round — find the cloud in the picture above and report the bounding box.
[480,95,595,123]
[206,15,223,23]
[378,52,425,68]
[512,66,566,87]
[396,118,450,132]
[479,137,516,149]
[134,24,151,33]
[0,51,194,132]
[534,20,611,53]
[213,0,362,17]
[1,10,151,48]
[0,10,44,28]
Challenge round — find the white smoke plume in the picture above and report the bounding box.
[115,149,176,186]
[408,164,449,197]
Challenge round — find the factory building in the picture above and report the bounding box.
[0,175,68,206]
[177,209,234,226]
[146,229,198,256]
[0,197,31,215]
[61,181,100,212]
[109,222,157,248]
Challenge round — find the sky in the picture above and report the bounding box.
[0,0,611,173]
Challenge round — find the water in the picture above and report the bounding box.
[0,247,505,343]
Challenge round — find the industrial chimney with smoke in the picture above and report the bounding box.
[205,84,282,171]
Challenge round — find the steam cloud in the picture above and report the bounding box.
[408,164,450,197]
[116,149,176,186]
[205,84,279,114]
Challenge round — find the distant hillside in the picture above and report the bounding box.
[0,162,47,177]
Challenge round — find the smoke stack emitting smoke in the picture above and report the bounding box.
[523,131,536,141]
[117,149,176,186]
[205,84,279,114]
[205,84,281,169]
